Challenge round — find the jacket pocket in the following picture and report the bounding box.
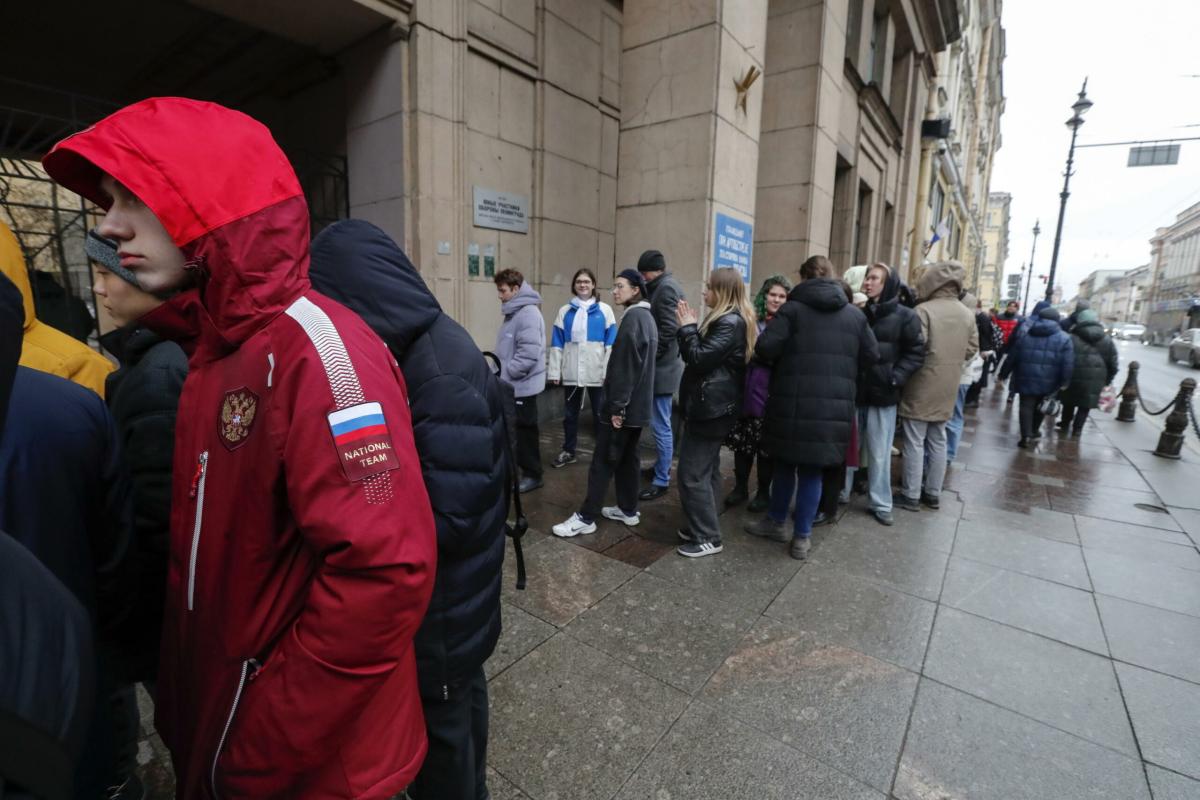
[211,658,259,799]
[187,451,209,611]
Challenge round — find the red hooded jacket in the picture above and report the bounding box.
[44,99,437,799]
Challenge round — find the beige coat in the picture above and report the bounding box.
[899,261,979,422]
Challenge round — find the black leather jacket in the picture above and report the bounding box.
[677,311,747,422]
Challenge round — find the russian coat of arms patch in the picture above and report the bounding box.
[219,388,259,450]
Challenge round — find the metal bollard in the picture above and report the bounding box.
[1154,378,1197,459]
[1117,361,1139,422]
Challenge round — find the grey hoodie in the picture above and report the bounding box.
[495,282,547,397]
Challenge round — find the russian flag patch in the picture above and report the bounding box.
[327,401,398,481]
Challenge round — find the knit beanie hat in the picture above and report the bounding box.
[636,250,666,273]
[616,268,648,298]
[85,229,141,288]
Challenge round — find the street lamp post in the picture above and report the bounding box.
[1022,220,1041,315]
[1045,79,1094,303]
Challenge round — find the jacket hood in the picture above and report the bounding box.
[0,221,33,331]
[917,260,966,302]
[502,281,542,316]
[1031,300,1051,317]
[791,278,849,312]
[1074,319,1106,343]
[0,271,22,425]
[1030,316,1064,337]
[43,97,310,348]
[309,219,441,353]
[960,291,978,311]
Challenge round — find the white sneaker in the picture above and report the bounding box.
[552,513,597,538]
[601,506,641,527]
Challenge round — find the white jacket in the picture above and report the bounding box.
[548,297,616,387]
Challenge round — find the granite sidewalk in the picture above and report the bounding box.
[134,383,1200,799]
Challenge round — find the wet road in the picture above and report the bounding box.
[1115,340,1200,456]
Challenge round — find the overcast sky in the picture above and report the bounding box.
[991,0,1200,302]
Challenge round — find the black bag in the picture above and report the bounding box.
[483,352,528,590]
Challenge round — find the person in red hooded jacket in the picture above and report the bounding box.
[43,98,437,799]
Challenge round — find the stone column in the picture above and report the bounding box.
[753,0,848,281]
[616,0,769,302]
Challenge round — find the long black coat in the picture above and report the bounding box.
[1062,320,1118,409]
[310,220,508,699]
[677,311,747,423]
[858,270,925,407]
[101,325,187,682]
[756,279,879,467]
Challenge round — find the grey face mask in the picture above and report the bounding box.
[86,228,142,289]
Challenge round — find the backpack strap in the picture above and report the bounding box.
[483,351,528,590]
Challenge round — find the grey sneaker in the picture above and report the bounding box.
[745,517,790,543]
[551,451,577,469]
[873,510,895,526]
[895,495,921,512]
[790,536,811,560]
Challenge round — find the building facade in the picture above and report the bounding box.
[1146,202,1200,342]
[978,190,1009,306]
[3,0,1002,350]
[1088,265,1150,327]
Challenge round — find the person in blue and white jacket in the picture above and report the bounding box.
[548,268,617,468]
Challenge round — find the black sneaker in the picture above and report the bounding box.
[724,486,749,507]
[919,493,940,510]
[812,511,836,527]
[677,540,723,558]
[747,491,771,513]
[551,451,577,469]
[896,495,921,512]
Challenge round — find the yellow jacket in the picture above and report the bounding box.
[0,221,113,397]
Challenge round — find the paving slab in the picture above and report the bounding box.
[1167,506,1200,543]
[1147,766,1200,800]
[834,510,959,554]
[614,701,883,800]
[1116,662,1200,780]
[486,767,531,800]
[501,534,639,626]
[923,607,1137,755]
[701,617,918,792]
[487,633,689,800]
[1079,524,1200,572]
[959,504,1080,544]
[485,603,558,679]
[953,525,1090,589]
[764,564,937,672]
[566,571,759,693]
[806,529,950,601]
[1074,514,1197,546]
[940,558,1108,654]
[1086,549,1200,618]
[895,680,1151,800]
[1049,484,1183,530]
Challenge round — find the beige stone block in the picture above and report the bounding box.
[343,35,406,129]
[414,113,460,202]
[540,220,598,282]
[754,184,807,242]
[468,129,534,196]
[716,29,765,143]
[756,126,814,190]
[811,128,839,196]
[349,197,407,250]
[502,0,537,34]
[467,52,500,136]
[597,231,616,278]
[598,174,617,233]
[413,0,462,37]
[615,199,707,284]
[720,0,768,56]
[817,67,845,133]
[465,279,504,350]
[616,115,713,208]
[764,4,823,74]
[541,152,599,229]
[623,0,718,50]
[476,0,501,13]
[819,5,847,78]
[712,118,760,217]
[469,1,536,64]
[768,0,823,18]
[760,66,819,133]
[546,0,601,41]
[412,28,461,119]
[543,85,601,168]
[601,76,620,109]
[600,114,620,177]
[500,69,536,147]
[601,13,621,78]
[807,185,835,251]
[620,26,719,129]
[415,197,462,277]
[347,111,405,206]
[545,12,600,101]
[752,241,803,284]
[499,228,534,273]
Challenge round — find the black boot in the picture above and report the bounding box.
[724,484,749,507]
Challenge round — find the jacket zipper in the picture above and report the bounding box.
[187,451,209,611]
[211,658,260,798]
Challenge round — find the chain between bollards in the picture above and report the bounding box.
[1153,377,1198,459]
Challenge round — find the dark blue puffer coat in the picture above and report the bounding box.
[1002,312,1074,397]
[310,220,509,699]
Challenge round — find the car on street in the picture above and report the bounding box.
[1167,328,1200,367]
[1112,323,1146,341]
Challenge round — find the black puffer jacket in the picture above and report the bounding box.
[756,279,879,466]
[858,269,925,407]
[100,324,187,683]
[1062,319,1118,409]
[677,311,747,424]
[310,220,508,700]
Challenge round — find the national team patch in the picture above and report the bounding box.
[219,388,259,450]
[327,401,399,481]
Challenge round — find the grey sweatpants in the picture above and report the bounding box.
[901,417,947,500]
[677,431,725,544]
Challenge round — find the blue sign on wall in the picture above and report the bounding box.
[713,212,753,283]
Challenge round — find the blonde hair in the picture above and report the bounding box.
[701,268,758,363]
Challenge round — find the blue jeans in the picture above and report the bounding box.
[943,384,969,463]
[650,394,674,487]
[768,463,823,538]
[844,405,898,513]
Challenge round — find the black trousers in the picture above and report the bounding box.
[819,462,846,516]
[514,394,542,479]
[580,423,643,521]
[561,385,603,455]
[408,667,489,800]
[733,451,774,495]
[1060,404,1090,431]
[1019,394,1047,440]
